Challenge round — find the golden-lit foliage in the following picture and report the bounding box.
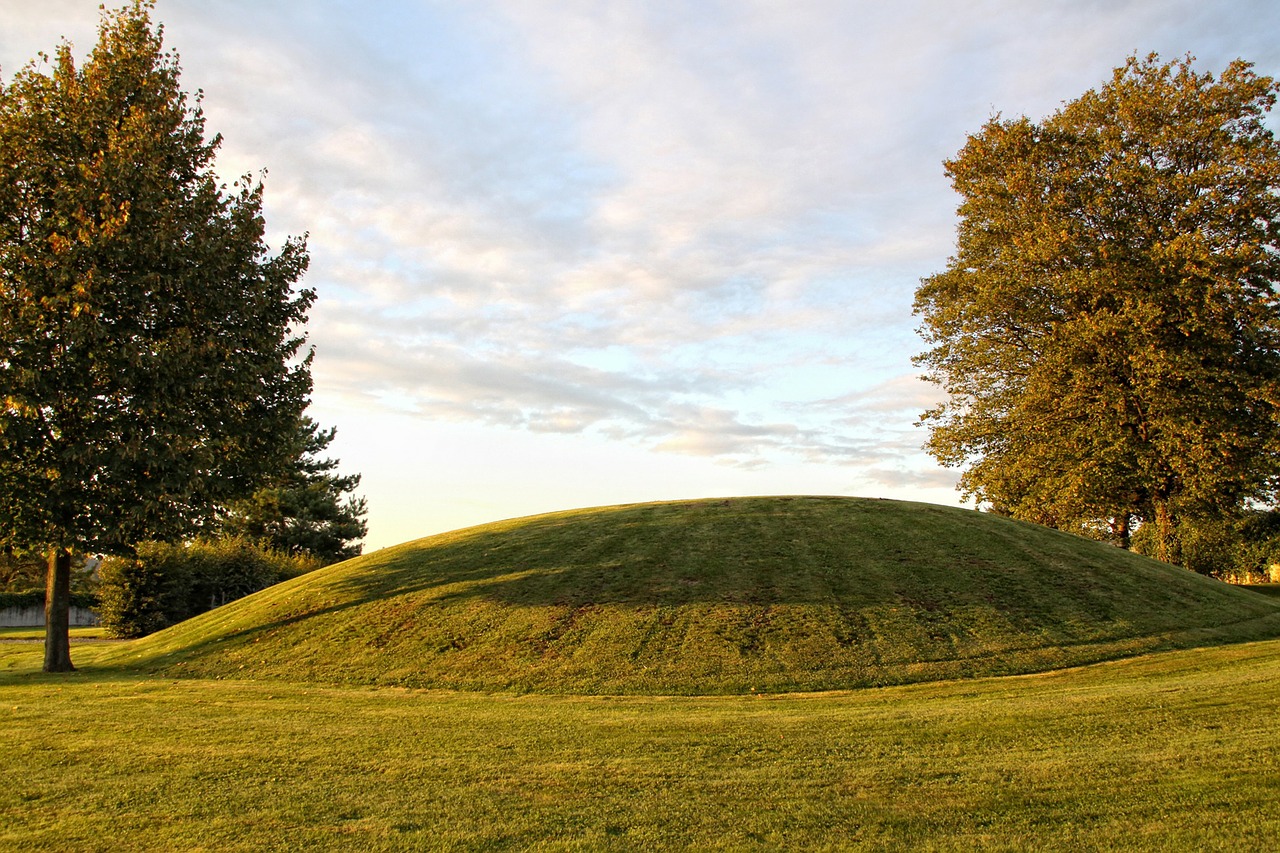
[915,54,1280,561]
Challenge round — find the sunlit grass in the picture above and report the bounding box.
[93,497,1280,694]
[8,497,1278,848]
[3,637,1279,850]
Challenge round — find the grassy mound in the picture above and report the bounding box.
[96,497,1280,693]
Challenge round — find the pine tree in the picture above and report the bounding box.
[219,418,368,564]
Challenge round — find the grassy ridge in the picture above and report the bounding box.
[96,497,1280,693]
[3,637,1280,850]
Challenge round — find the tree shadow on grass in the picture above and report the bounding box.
[83,497,1280,678]
[332,497,1280,621]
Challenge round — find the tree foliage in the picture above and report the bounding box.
[218,417,368,564]
[0,2,313,668]
[914,54,1280,563]
[1,547,96,594]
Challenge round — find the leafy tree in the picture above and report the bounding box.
[218,417,368,564]
[1,548,50,592]
[914,54,1280,563]
[1,546,97,594]
[0,2,313,670]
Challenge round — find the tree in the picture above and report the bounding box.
[0,2,314,670]
[914,54,1280,564]
[1,546,96,594]
[218,417,368,564]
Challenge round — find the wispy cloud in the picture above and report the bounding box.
[178,0,1280,469]
[3,0,1277,543]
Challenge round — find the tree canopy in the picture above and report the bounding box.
[218,417,368,564]
[914,54,1280,563]
[0,2,314,669]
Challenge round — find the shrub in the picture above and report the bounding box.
[1129,510,1280,583]
[1231,511,1280,584]
[0,589,99,611]
[97,543,190,638]
[97,538,322,638]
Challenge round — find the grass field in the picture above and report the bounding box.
[3,636,1280,850]
[8,498,1280,849]
[94,497,1280,694]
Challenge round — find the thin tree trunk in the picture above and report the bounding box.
[1153,499,1176,565]
[43,548,75,673]
[1113,514,1132,550]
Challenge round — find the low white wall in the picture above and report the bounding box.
[0,606,100,628]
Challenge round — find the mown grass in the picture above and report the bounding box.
[8,498,1276,848]
[95,497,1280,694]
[3,637,1279,850]
[1245,583,1280,599]
[0,627,106,641]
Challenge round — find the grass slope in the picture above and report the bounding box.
[97,496,1280,693]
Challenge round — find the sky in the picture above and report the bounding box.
[3,1,1279,551]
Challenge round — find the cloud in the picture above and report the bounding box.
[6,0,1279,484]
[820,374,948,419]
[861,464,962,492]
[267,0,1279,470]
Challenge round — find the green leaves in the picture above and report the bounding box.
[0,2,313,556]
[915,54,1280,561]
[218,417,369,564]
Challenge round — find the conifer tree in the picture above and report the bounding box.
[219,418,368,564]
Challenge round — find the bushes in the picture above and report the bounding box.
[1232,512,1280,584]
[0,589,98,611]
[96,544,179,637]
[1130,510,1280,583]
[98,538,321,638]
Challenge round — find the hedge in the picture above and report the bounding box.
[0,590,99,610]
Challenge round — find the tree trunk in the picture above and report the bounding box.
[1152,499,1176,565]
[43,548,75,673]
[1113,514,1132,550]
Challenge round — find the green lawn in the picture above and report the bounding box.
[9,498,1279,848]
[95,497,1280,694]
[0,627,106,641]
[1244,583,1280,598]
[3,636,1279,850]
